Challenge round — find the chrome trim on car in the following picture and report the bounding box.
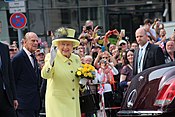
[148,66,175,81]
[118,110,163,116]
[127,89,137,108]
[138,76,144,81]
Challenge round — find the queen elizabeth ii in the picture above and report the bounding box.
[41,27,82,117]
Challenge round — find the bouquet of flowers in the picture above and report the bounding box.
[76,64,96,85]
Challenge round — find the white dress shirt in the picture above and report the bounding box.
[23,47,34,67]
[138,42,149,73]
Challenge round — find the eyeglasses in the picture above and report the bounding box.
[120,43,126,46]
[78,47,84,49]
[9,48,18,51]
[102,57,108,59]
[37,53,45,56]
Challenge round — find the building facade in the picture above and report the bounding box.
[0,0,174,46]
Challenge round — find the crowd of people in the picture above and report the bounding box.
[0,18,175,117]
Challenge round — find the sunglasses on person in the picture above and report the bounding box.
[9,48,17,51]
[102,56,109,59]
[120,43,126,46]
[78,47,84,49]
[37,53,45,56]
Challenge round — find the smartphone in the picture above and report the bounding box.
[121,29,125,36]
[101,46,105,52]
[97,26,103,29]
[47,30,52,36]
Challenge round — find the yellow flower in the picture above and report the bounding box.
[76,63,96,79]
[84,73,88,77]
[87,73,92,78]
[77,68,82,71]
[84,64,88,67]
[77,71,82,76]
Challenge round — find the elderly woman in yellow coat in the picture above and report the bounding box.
[41,27,83,117]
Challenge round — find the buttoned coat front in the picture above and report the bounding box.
[41,50,81,117]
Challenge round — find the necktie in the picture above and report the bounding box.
[30,54,40,87]
[30,54,38,73]
[138,48,143,73]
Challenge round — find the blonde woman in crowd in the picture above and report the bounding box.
[94,50,117,69]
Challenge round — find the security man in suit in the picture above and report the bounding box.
[133,27,165,76]
[0,42,18,117]
[12,32,40,117]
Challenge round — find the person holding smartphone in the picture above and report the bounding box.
[93,50,117,69]
[78,20,103,55]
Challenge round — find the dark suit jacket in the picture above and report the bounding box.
[12,49,40,110]
[0,42,17,106]
[133,43,165,76]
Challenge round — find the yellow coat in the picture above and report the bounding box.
[41,51,81,117]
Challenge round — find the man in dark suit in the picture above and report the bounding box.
[12,32,40,117]
[133,27,165,76]
[0,42,18,117]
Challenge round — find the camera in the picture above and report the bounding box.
[99,36,104,40]
[109,31,113,35]
[108,30,117,38]
[109,30,117,35]
[118,47,122,51]
[99,59,107,65]
[86,26,92,30]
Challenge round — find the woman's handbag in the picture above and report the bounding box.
[79,86,100,113]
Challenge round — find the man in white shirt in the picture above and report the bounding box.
[12,32,40,117]
[133,27,165,75]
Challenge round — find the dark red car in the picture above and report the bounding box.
[118,62,175,116]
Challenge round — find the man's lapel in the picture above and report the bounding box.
[143,43,151,68]
[22,49,37,80]
[134,48,139,72]
[0,44,6,72]
[0,46,3,71]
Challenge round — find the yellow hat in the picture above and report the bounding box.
[52,27,80,48]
